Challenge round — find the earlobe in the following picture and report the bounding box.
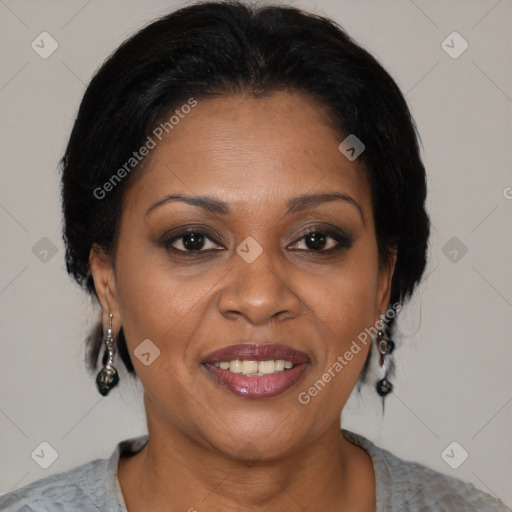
[89,244,122,327]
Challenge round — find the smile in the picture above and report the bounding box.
[202,343,310,399]
[214,359,294,375]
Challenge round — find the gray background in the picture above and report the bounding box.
[0,0,511,506]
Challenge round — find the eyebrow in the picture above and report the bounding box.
[145,192,364,223]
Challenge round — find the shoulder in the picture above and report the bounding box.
[342,429,511,512]
[0,458,108,512]
[0,435,147,512]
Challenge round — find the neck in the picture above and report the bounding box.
[118,410,375,512]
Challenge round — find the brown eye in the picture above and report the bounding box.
[304,232,329,250]
[179,232,206,250]
[288,227,353,252]
[164,230,224,253]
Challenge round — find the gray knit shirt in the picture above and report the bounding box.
[0,430,509,511]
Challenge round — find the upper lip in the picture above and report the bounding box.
[202,343,310,364]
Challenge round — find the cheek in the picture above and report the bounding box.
[113,241,223,367]
[300,247,380,395]
[299,280,376,416]
[311,252,380,334]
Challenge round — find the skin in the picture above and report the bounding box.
[90,90,396,511]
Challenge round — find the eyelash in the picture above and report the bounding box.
[163,226,353,255]
[289,227,353,252]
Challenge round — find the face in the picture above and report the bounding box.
[90,91,395,460]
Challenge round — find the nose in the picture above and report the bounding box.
[217,244,303,325]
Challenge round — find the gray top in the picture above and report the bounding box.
[0,430,509,511]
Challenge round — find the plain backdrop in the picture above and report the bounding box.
[0,0,511,506]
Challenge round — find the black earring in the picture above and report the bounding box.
[375,330,395,396]
[96,313,120,396]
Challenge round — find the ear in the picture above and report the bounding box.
[375,248,397,319]
[89,244,122,332]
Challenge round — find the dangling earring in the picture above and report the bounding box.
[375,330,395,396]
[96,313,120,396]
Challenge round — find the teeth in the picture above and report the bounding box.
[258,360,276,374]
[229,360,242,373]
[275,360,285,371]
[241,360,259,374]
[213,359,296,375]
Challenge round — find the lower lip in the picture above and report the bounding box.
[202,363,309,399]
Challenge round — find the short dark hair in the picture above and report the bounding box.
[60,0,430,383]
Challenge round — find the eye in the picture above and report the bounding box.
[288,227,353,252]
[164,230,224,253]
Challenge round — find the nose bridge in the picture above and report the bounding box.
[218,237,302,324]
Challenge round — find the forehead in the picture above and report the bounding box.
[123,91,371,215]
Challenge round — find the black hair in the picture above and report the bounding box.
[60,0,430,386]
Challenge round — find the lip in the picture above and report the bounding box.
[201,343,310,399]
[203,363,309,399]
[202,343,310,365]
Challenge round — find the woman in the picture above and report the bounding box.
[0,1,509,511]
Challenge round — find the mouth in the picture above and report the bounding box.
[201,343,310,399]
